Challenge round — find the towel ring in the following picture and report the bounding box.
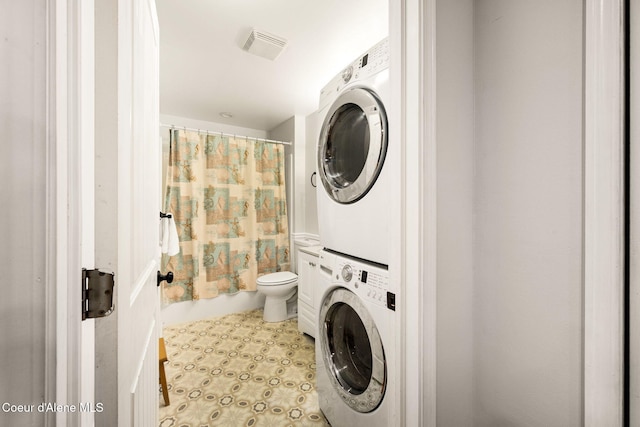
[310,172,317,188]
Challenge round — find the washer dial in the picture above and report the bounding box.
[341,264,353,282]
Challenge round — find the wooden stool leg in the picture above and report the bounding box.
[159,338,170,406]
[159,361,170,405]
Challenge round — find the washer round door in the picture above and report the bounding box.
[317,86,388,204]
[319,288,386,413]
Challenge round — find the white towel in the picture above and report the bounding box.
[160,215,180,256]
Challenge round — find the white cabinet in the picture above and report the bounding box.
[297,247,320,337]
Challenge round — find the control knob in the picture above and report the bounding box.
[341,66,353,83]
[341,264,353,282]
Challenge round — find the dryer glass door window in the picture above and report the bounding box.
[319,87,387,204]
[320,288,386,413]
[324,103,370,189]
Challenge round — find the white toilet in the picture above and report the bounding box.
[257,271,298,322]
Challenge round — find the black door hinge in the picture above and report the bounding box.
[82,269,115,320]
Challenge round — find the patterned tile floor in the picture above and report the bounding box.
[158,309,330,427]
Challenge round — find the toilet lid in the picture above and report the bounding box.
[257,271,298,286]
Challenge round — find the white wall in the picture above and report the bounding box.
[472,1,584,425]
[435,0,475,425]
[160,114,270,138]
[0,1,48,425]
[304,111,320,236]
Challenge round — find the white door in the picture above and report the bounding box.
[92,0,161,425]
[117,0,161,424]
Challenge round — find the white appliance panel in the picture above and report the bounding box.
[316,38,391,265]
[315,251,396,426]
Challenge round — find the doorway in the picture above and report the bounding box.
[628,0,639,424]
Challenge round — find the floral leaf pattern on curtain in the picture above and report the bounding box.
[161,130,290,304]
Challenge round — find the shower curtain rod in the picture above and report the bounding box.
[160,123,292,146]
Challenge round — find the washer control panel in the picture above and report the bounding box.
[352,38,389,81]
[334,257,394,310]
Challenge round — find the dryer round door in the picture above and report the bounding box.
[318,86,388,204]
[319,287,386,413]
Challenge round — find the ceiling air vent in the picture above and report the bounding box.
[243,29,287,61]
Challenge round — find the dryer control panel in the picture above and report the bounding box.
[333,257,394,311]
[318,37,390,110]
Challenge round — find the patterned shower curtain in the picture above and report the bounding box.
[161,129,290,304]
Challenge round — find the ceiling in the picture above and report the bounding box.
[156,0,388,131]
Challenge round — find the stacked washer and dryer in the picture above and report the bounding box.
[314,38,397,427]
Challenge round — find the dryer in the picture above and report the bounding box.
[315,250,396,426]
[316,38,390,265]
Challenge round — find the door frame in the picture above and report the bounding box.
[390,0,437,425]
[47,0,95,425]
[584,0,626,424]
[629,0,639,423]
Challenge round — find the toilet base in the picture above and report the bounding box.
[263,289,298,322]
[286,298,298,319]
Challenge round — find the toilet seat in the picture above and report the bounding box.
[257,271,297,286]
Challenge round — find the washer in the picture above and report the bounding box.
[315,250,396,426]
[316,38,390,265]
